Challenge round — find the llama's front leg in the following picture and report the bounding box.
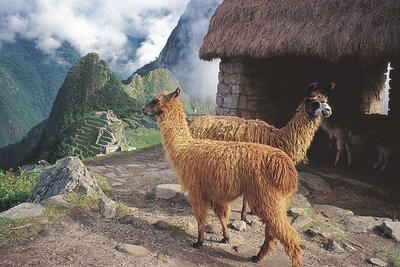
[213,202,231,243]
[334,149,342,166]
[373,152,384,170]
[345,141,351,165]
[189,195,209,249]
[334,137,345,166]
[380,153,389,172]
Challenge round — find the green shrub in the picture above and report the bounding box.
[0,170,40,211]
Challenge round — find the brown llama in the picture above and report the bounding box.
[142,88,303,267]
[189,82,335,220]
[320,118,352,166]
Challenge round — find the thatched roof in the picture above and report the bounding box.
[199,0,400,61]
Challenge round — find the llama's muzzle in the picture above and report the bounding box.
[322,107,332,117]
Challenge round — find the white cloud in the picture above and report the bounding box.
[0,0,190,77]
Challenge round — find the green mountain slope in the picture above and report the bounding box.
[0,38,79,148]
[35,53,139,162]
[124,68,180,102]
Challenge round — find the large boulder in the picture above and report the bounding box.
[28,157,103,203]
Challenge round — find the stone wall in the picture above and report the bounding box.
[359,64,387,115]
[388,59,400,119]
[216,57,397,126]
[215,58,306,127]
[216,59,284,123]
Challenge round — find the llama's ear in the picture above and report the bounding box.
[320,82,335,97]
[164,87,181,101]
[306,82,319,97]
[173,87,181,98]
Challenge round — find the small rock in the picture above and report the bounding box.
[98,197,116,219]
[368,258,388,267]
[250,219,262,228]
[42,195,74,208]
[115,244,151,256]
[292,215,312,230]
[326,239,345,253]
[299,172,332,192]
[313,204,354,220]
[306,225,344,239]
[205,223,220,234]
[343,242,357,252]
[143,170,178,184]
[111,182,123,187]
[297,185,310,196]
[154,184,182,200]
[157,252,168,262]
[379,221,400,242]
[104,172,117,178]
[344,216,391,234]
[0,203,45,220]
[155,219,173,230]
[344,216,372,233]
[119,214,136,224]
[230,220,246,231]
[289,207,305,218]
[290,193,312,209]
[375,253,390,263]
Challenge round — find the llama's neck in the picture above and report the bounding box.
[157,99,193,154]
[278,101,321,164]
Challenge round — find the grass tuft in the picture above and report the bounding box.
[0,204,69,243]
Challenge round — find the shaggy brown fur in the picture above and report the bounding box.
[142,88,303,267]
[189,82,334,220]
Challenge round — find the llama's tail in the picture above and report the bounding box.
[265,152,298,196]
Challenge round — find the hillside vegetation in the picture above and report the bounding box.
[0,38,79,148]
[0,54,214,169]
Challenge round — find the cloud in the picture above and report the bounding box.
[0,0,190,77]
[169,0,222,100]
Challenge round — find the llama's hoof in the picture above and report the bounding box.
[192,242,203,249]
[220,237,230,244]
[251,256,260,263]
[241,215,247,221]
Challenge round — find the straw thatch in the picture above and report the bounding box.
[199,0,400,61]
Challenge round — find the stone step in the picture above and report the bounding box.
[86,120,108,128]
[99,135,113,143]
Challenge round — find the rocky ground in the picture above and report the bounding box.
[0,145,400,267]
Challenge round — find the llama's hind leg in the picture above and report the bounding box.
[249,199,302,267]
[241,196,248,221]
[189,194,209,248]
[270,213,303,267]
[251,231,276,263]
[213,202,231,243]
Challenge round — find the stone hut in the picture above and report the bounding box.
[199,0,400,126]
[199,0,400,183]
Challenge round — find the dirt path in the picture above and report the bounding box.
[0,146,399,267]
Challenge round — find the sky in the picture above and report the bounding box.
[0,0,190,77]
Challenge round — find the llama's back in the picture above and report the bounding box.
[189,115,275,143]
[169,139,298,200]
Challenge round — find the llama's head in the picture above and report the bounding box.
[142,87,181,116]
[304,82,334,118]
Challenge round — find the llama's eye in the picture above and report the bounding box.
[311,102,320,110]
[151,99,160,104]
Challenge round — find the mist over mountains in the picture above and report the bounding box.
[0,0,222,167]
[134,0,222,100]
